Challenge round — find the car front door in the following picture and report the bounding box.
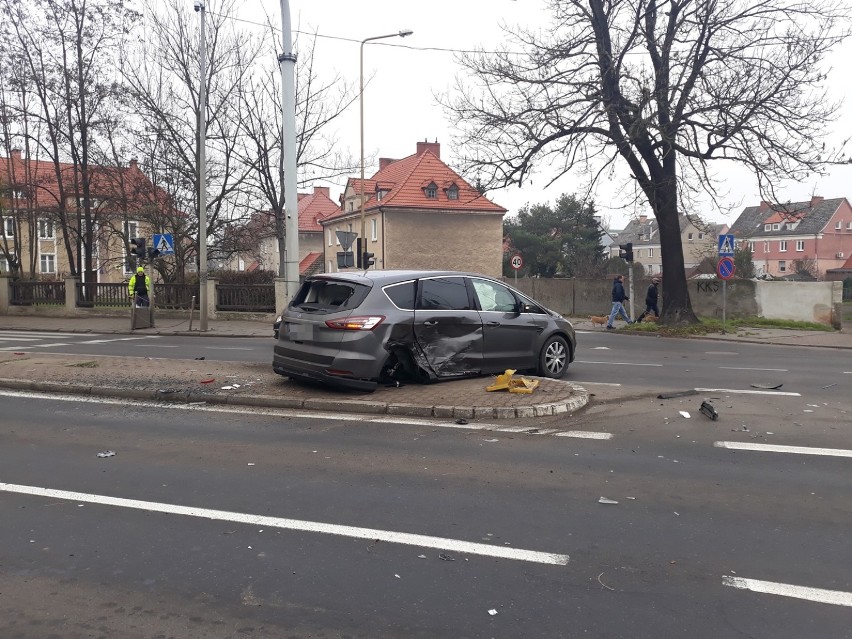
[470,277,543,372]
[412,276,483,377]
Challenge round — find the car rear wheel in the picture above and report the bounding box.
[538,335,569,379]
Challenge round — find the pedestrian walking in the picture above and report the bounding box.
[128,266,151,307]
[636,277,660,322]
[606,274,632,329]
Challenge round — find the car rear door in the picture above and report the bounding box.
[469,277,543,372]
[412,276,484,377]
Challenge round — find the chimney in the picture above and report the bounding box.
[313,186,330,198]
[416,139,440,158]
[378,158,395,171]
[10,148,22,161]
[638,214,648,224]
[810,195,824,207]
[759,200,772,211]
[129,157,138,170]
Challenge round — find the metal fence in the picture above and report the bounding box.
[76,282,127,307]
[10,280,65,306]
[216,284,276,312]
[156,283,199,310]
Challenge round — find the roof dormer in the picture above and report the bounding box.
[423,181,438,199]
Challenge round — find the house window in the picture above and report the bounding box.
[764,224,771,232]
[648,248,654,257]
[424,182,438,198]
[2,218,13,237]
[335,231,340,245]
[847,221,852,230]
[371,218,377,241]
[687,232,693,241]
[772,223,780,230]
[796,240,804,252]
[238,259,245,271]
[40,253,56,274]
[779,241,787,252]
[763,241,769,253]
[348,201,354,212]
[748,241,755,253]
[39,219,55,239]
[447,185,459,200]
[328,260,334,273]
[836,221,842,230]
[376,190,383,201]
[328,230,333,246]
[698,232,704,239]
[778,260,786,272]
[126,221,138,240]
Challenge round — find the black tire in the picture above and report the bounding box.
[538,335,569,379]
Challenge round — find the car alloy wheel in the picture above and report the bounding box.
[539,335,568,378]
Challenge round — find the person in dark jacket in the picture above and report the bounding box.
[606,274,632,329]
[637,277,660,322]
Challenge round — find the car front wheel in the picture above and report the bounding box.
[538,335,569,379]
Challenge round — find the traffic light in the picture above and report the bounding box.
[362,250,375,269]
[355,237,363,269]
[147,246,160,260]
[130,237,146,259]
[618,242,634,263]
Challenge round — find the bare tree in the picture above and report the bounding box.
[236,28,357,276]
[445,0,851,324]
[122,0,262,280]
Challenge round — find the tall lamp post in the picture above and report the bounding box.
[359,30,412,266]
[194,1,208,331]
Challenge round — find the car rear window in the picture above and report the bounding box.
[290,279,369,312]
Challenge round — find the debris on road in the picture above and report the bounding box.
[486,369,540,394]
[679,411,691,418]
[200,378,215,384]
[750,382,783,390]
[195,356,205,360]
[597,572,615,591]
[658,389,698,399]
[598,497,619,505]
[488,609,498,616]
[455,418,469,425]
[439,553,456,561]
[699,401,719,420]
[96,450,116,458]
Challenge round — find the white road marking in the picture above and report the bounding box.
[554,431,613,440]
[714,441,852,458]
[0,331,96,338]
[718,366,788,372]
[77,337,150,344]
[589,346,611,350]
[0,337,42,342]
[0,482,569,566]
[0,390,604,439]
[571,381,622,387]
[1,343,73,350]
[695,388,800,396]
[140,344,179,348]
[577,360,663,367]
[203,346,255,351]
[722,576,852,607]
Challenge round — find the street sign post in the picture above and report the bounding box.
[510,254,523,286]
[717,256,736,331]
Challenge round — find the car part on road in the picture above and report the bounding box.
[699,400,719,420]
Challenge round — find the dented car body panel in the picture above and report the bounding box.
[272,270,576,391]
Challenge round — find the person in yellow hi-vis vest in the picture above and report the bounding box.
[128,266,151,307]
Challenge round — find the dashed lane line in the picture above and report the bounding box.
[577,360,663,367]
[722,576,852,607]
[714,441,852,458]
[695,388,801,396]
[718,366,788,372]
[0,482,570,566]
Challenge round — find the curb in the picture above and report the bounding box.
[0,326,266,339]
[0,378,590,420]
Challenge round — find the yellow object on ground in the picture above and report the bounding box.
[486,369,540,394]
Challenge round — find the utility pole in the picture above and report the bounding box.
[279,0,298,301]
[195,1,208,331]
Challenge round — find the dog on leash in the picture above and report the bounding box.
[590,315,609,327]
[642,314,659,323]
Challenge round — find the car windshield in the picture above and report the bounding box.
[291,279,368,312]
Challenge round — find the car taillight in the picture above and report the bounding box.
[325,316,385,330]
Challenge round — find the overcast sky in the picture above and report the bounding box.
[242,0,852,230]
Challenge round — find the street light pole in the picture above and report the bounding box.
[359,30,413,266]
[194,1,208,331]
[279,0,298,301]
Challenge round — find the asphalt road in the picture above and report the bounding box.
[1,392,850,638]
[2,328,849,404]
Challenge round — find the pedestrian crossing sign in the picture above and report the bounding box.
[717,234,735,257]
[153,233,175,255]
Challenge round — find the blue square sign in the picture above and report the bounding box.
[718,234,735,257]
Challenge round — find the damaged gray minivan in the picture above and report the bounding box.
[273,270,576,391]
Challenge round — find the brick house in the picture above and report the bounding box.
[321,140,507,277]
[728,197,852,278]
[611,213,726,275]
[226,186,338,276]
[1,150,163,282]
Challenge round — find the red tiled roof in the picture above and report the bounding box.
[299,251,322,275]
[297,187,339,232]
[324,146,505,223]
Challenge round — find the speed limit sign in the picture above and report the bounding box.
[510,254,523,270]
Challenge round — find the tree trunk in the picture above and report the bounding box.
[655,177,698,325]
